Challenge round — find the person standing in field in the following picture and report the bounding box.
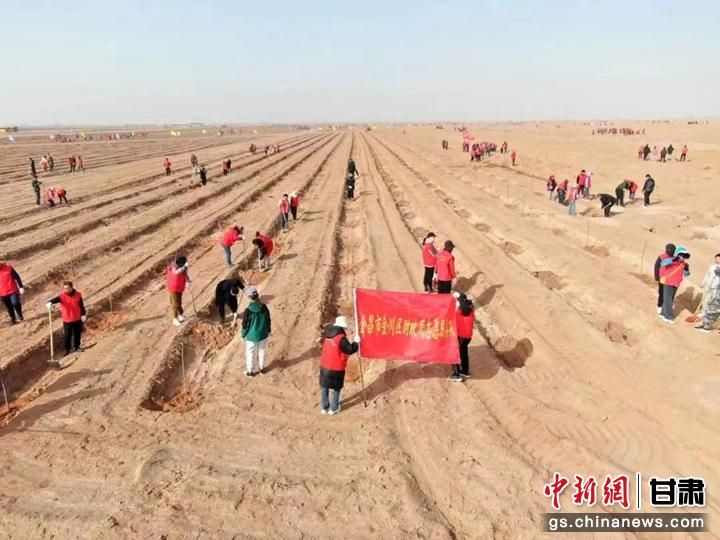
[567,185,578,216]
[653,243,676,314]
[556,179,569,205]
[450,292,474,382]
[46,281,86,357]
[166,255,190,327]
[637,145,644,159]
[347,158,359,178]
[221,160,229,176]
[31,178,42,205]
[435,240,457,294]
[68,156,76,173]
[696,254,720,333]
[680,145,688,162]
[253,232,274,271]
[659,246,691,323]
[163,157,172,176]
[510,149,517,166]
[56,187,69,204]
[0,261,25,324]
[278,194,290,232]
[422,232,438,292]
[546,175,557,200]
[289,191,300,220]
[76,156,84,172]
[584,172,593,199]
[615,180,630,207]
[660,147,667,162]
[628,180,638,201]
[319,315,359,415]
[199,165,207,186]
[45,186,57,207]
[214,277,244,325]
[667,144,674,158]
[642,174,655,206]
[241,287,271,377]
[29,156,37,179]
[190,154,198,168]
[345,174,356,199]
[598,193,616,217]
[219,225,244,267]
[643,144,651,161]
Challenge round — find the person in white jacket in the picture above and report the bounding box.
[701,253,720,309]
[696,253,720,333]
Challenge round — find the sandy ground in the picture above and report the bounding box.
[0,123,718,539]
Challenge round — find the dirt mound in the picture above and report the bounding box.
[585,244,610,256]
[494,336,533,368]
[474,223,491,232]
[163,381,202,412]
[531,270,564,290]
[191,321,235,349]
[501,241,524,255]
[603,320,635,346]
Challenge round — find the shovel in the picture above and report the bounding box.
[685,289,706,323]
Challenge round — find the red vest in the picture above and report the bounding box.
[279,199,290,213]
[59,291,83,323]
[320,334,349,371]
[422,243,437,267]
[435,250,456,281]
[166,265,187,293]
[220,228,239,248]
[259,235,274,256]
[290,196,299,207]
[163,160,171,168]
[662,261,686,287]
[456,307,475,339]
[0,265,19,296]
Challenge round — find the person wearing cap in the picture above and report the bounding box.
[319,315,359,415]
[659,245,691,323]
[215,277,245,324]
[289,192,300,220]
[422,232,438,292]
[642,174,655,207]
[654,243,676,314]
[241,286,271,376]
[0,261,25,324]
[167,255,191,327]
[450,292,475,382]
[220,225,245,267]
[435,240,457,294]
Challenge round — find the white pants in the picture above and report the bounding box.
[246,339,267,372]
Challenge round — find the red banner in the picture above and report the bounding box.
[353,288,459,364]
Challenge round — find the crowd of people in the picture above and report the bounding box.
[593,127,644,135]
[637,143,687,162]
[28,154,85,179]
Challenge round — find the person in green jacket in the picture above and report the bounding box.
[241,286,271,377]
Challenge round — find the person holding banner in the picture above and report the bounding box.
[422,232,438,292]
[319,316,359,415]
[435,240,457,294]
[451,292,475,381]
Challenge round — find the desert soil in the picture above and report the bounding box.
[0,123,718,539]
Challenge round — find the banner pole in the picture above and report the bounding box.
[352,287,367,407]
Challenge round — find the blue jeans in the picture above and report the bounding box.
[223,246,232,266]
[321,387,341,411]
[279,213,289,230]
[568,200,576,215]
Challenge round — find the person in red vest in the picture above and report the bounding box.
[46,281,86,356]
[422,232,438,292]
[221,160,229,176]
[510,149,517,166]
[576,170,587,198]
[163,158,172,176]
[628,180,638,201]
[278,194,290,231]
[435,240,456,294]
[450,292,475,382]
[659,245,690,323]
[319,316,359,415]
[220,225,245,267]
[252,232,274,271]
[56,187,69,204]
[76,156,85,172]
[0,261,25,324]
[289,191,300,220]
[167,255,191,326]
[45,186,57,207]
[546,175,557,200]
[653,243,676,314]
[68,156,76,173]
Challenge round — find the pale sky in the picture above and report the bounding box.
[1,0,718,125]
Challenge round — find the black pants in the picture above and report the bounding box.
[63,321,83,354]
[423,267,435,292]
[657,282,664,308]
[347,186,354,199]
[452,337,471,376]
[557,190,566,205]
[644,191,651,206]
[48,199,55,207]
[603,201,614,217]
[290,206,298,220]
[59,194,68,204]
[1,294,23,322]
[216,295,238,323]
[165,168,171,176]
[437,280,452,294]
[680,154,686,162]
[615,188,624,206]
[34,190,41,205]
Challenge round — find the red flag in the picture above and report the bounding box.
[353,288,459,364]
